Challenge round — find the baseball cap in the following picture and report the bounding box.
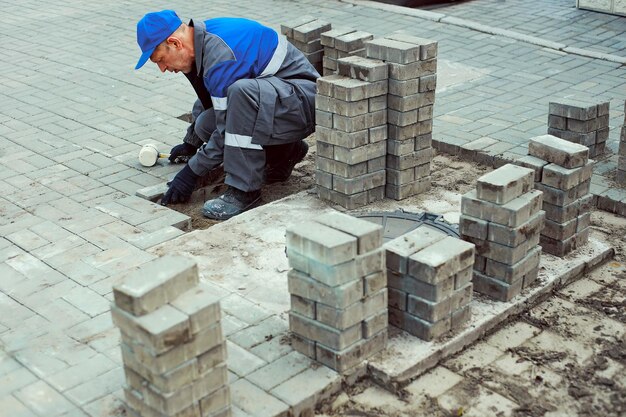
[135,10,182,70]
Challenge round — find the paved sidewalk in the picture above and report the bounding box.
[0,0,625,415]
[435,0,626,56]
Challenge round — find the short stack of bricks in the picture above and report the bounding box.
[519,134,593,257]
[460,164,545,301]
[618,100,626,185]
[111,255,230,417]
[548,99,610,158]
[315,58,389,209]
[320,28,373,76]
[364,33,437,200]
[286,211,388,373]
[385,228,475,340]
[281,17,331,74]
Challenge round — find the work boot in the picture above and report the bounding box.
[264,140,309,184]
[202,186,261,220]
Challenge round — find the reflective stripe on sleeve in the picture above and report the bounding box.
[211,96,228,111]
[259,35,288,78]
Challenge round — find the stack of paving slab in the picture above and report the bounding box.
[519,135,593,257]
[460,164,544,301]
[111,255,230,417]
[365,33,438,200]
[320,28,373,76]
[548,99,610,158]
[385,228,475,341]
[314,59,389,209]
[281,17,331,74]
[286,211,388,373]
[616,103,626,185]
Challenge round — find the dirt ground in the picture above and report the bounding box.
[168,138,626,416]
[167,135,490,228]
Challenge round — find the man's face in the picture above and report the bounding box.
[150,40,193,74]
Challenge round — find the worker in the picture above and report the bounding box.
[135,10,318,219]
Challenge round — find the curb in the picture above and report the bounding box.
[431,139,626,218]
[339,0,626,65]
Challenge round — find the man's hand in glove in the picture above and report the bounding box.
[161,165,199,206]
[169,142,198,163]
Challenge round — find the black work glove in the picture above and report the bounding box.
[169,142,198,163]
[161,165,199,206]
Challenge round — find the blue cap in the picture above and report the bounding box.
[135,10,182,70]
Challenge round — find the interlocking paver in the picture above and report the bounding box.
[63,367,124,406]
[14,380,77,417]
[0,394,38,417]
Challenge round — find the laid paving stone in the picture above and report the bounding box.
[14,380,76,417]
[228,315,287,350]
[484,321,540,351]
[230,379,289,417]
[558,277,604,300]
[226,341,267,378]
[437,379,520,416]
[46,353,118,392]
[0,394,38,417]
[246,351,312,391]
[220,293,273,326]
[0,350,22,377]
[270,366,342,415]
[64,367,124,406]
[62,286,111,318]
[0,367,39,397]
[404,366,463,399]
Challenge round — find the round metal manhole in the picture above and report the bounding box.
[355,210,459,242]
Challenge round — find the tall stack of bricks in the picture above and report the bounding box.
[111,255,230,417]
[523,135,593,257]
[460,164,545,301]
[365,33,437,200]
[286,211,388,373]
[548,99,610,158]
[281,17,331,74]
[385,228,475,340]
[320,28,373,76]
[314,59,389,209]
[618,100,626,185]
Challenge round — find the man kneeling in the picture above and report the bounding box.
[134,10,318,219]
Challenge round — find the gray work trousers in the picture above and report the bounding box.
[189,77,316,192]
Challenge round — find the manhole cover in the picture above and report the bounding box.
[355,210,459,242]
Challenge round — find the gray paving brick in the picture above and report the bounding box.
[247,351,311,391]
[112,254,198,316]
[270,366,341,414]
[0,394,38,417]
[64,367,124,406]
[230,379,289,417]
[228,315,286,350]
[476,164,534,205]
[249,334,294,363]
[220,293,273,326]
[529,134,589,169]
[226,341,267,378]
[46,353,117,393]
[14,380,76,417]
[0,367,39,397]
